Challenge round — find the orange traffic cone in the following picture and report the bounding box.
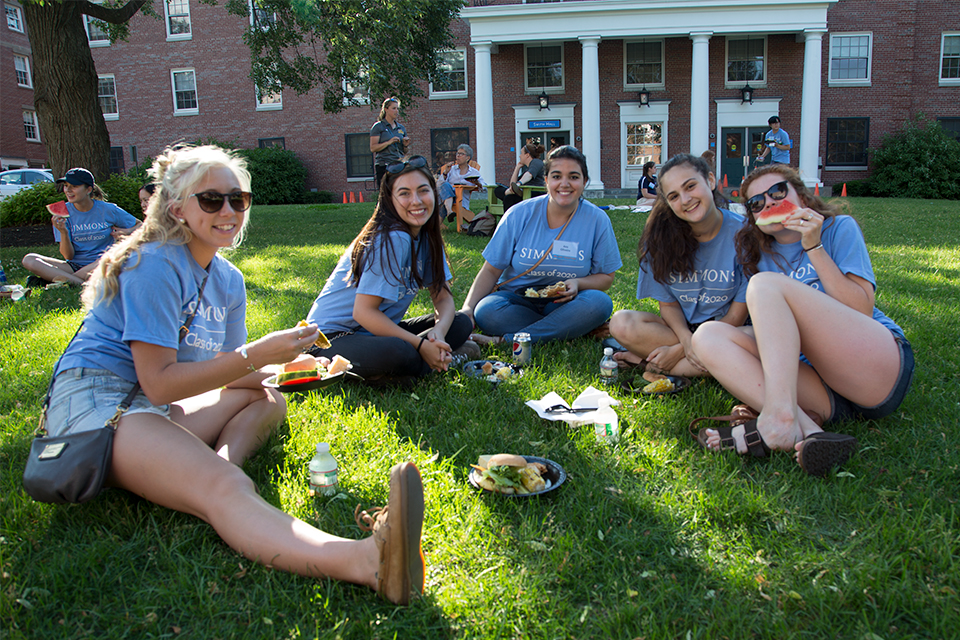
[731,189,739,198]
[722,174,728,189]
[841,183,847,197]
[814,184,819,196]
[358,191,364,203]
[349,191,356,203]
[342,192,348,204]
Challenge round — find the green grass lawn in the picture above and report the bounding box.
[1,197,958,639]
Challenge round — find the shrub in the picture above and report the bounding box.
[0,181,64,226]
[237,146,308,205]
[831,179,873,197]
[869,115,960,200]
[99,173,145,219]
[301,190,335,204]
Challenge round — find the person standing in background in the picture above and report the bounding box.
[370,97,410,188]
[757,116,792,165]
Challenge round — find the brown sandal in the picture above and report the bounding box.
[691,418,771,458]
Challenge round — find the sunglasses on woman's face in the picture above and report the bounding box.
[386,156,427,174]
[745,180,789,215]
[191,191,253,213]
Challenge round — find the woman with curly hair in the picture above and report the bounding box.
[609,153,748,377]
[691,164,913,477]
[45,145,424,605]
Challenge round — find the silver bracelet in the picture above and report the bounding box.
[237,345,257,372]
[803,242,824,253]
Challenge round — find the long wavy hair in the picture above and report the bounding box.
[638,153,723,284]
[82,145,252,309]
[349,156,449,296]
[736,164,842,277]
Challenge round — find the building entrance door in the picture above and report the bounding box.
[519,131,568,153]
[720,126,768,187]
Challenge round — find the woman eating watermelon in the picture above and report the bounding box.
[608,153,749,378]
[21,168,139,286]
[691,164,914,477]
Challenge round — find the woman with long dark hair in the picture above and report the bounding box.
[609,153,748,377]
[692,164,913,476]
[306,155,474,383]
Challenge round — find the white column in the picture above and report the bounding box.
[799,30,825,187]
[689,32,712,155]
[579,36,604,189]
[473,41,496,186]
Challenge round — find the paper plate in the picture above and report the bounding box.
[468,455,566,498]
[262,371,349,393]
[460,360,523,383]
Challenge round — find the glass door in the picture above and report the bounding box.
[720,126,768,187]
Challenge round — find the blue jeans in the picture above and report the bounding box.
[474,289,612,344]
[438,182,470,210]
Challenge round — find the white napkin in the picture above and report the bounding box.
[526,385,620,425]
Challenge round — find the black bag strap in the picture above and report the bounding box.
[493,200,576,292]
[39,271,210,435]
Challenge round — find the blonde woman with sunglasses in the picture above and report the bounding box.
[691,164,914,477]
[45,145,425,605]
[305,155,474,385]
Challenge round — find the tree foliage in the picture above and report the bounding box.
[869,115,960,200]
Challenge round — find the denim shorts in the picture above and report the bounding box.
[827,333,915,424]
[46,367,170,437]
[66,260,83,272]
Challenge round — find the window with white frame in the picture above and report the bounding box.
[248,0,275,30]
[430,49,467,98]
[171,69,198,115]
[829,33,872,86]
[941,32,960,85]
[256,86,282,111]
[624,40,664,89]
[165,0,191,40]
[14,54,31,87]
[342,71,370,106]
[23,110,39,142]
[626,123,662,167]
[726,37,766,86]
[85,14,110,46]
[5,4,23,32]
[98,75,118,120]
[525,43,564,93]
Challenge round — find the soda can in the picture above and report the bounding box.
[512,332,531,364]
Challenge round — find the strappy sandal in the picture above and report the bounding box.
[796,432,858,477]
[690,418,771,458]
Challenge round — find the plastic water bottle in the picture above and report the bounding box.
[593,398,620,444]
[308,442,338,497]
[599,347,618,386]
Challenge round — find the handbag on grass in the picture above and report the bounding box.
[23,274,208,504]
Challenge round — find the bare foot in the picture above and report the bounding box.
[702,411,802,454]
[470,333,503,346]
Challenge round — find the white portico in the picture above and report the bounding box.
[462,0,836,189]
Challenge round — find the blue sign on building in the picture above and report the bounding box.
[528,120,561,129]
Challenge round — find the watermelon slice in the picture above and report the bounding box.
[755,199,797,226]
[46,201,70,218]
[277,369,321,386]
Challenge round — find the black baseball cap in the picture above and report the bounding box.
[56,168,95,187]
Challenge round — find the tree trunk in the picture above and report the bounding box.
[22,2,111,181]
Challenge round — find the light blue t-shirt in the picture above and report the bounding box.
[52,200,139,267]
[637,209,748,325]
[755,215,904,338]
[307,230,452,334]
[482,195,622,293]
[765,128,792,164]
[56,242,248,382]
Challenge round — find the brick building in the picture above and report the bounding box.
[4,0,958,194]
[1,1,48,170]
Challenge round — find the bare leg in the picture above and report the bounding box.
[170,386,286,465]
[22,253,83,284]
[608,309,704,377]
[108,413,380,586]
[693,273,900,453]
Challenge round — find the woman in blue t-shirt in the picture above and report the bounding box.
[693,165,914,477]
[636,161,657,207]
[609,154,748,378]
[306,155,472,384]
[462,145,622,345]
[45,146,425,605]
[21,167,139,285]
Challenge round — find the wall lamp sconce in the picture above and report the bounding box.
[538,91,550,111]
[638,86,650,106]
[740,83,754,104]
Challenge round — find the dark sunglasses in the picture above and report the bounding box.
[386,156,427,175]
[191,191,253,213]
[745,180,789,215]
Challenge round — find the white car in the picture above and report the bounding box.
[0,168,54,201]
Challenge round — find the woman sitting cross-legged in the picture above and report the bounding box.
[691,164,914,477]
[461,145,621,346]
[46,145,425,605]
[305,155,475,385]
[437,143,485,225]
[608,153,749,378]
